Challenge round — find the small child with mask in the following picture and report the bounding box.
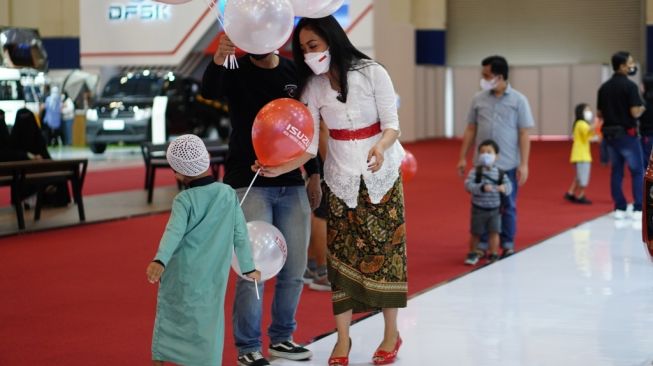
[565,103,595,204]
[464,139,513,265]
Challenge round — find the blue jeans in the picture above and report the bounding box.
[606,135,643,211]
[233,185,311,355]
[641,134,653,169]
[479,168,518,251]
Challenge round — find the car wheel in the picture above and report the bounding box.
[90,143,107,154]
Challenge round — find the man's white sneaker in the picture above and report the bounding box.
[613,210,627,220]
[630,210,642,222]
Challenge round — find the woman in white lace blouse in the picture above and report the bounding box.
[291,16,407,366]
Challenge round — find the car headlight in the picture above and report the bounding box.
[133,107,152,121]
[86,109,98,121]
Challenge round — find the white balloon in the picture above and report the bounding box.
[154,0,193,4]
[288,0,331,17]
[231,221,288,282]
[308,0,344,18]
[224,0,295,55]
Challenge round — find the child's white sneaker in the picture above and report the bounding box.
[613,209,627,220]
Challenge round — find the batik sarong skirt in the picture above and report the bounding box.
[326,176,407,315]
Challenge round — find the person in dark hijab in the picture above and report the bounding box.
[0,109,30,162]
[8,108,70,207]
[9,108,50,159]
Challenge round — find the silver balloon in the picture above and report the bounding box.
[224,0,295,55]
[308,0,344,18]
[288,0,331,17]
[231,221,288,282]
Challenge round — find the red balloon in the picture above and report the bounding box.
[401,150,418,183]
[252,98,314,166]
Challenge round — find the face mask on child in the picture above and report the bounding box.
[478,152,495,167]
[583,110,593,122]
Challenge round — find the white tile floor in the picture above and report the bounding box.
[273,214,653,366]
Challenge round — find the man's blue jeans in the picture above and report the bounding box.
[606,135,644,211]
[641,134,653,169]
[479,168,518,251]
[233,186,311,355]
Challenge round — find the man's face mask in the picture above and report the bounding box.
[480,77,498,91]
[628,65,638,76]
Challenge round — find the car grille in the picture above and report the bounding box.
[98,110,134,118]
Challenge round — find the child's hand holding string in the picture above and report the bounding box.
[245,270,261,282]
[146,261,164,284]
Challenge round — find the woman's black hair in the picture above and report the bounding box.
[575,103,589,121]
[292,16,371,103]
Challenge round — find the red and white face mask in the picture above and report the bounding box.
[304,49,331,75]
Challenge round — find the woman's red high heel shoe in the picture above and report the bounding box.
[372,334,402,365]
[328,337,352,366]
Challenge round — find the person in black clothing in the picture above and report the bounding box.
[640,73,653,167]
[8,108,70,207]
[0,109,31,162]
[597,51,646,220]
[9,108,49,160]
[201,34,319,366]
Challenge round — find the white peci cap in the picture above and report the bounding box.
[166,134,210,177]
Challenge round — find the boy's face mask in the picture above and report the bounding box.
[478,152,496,167]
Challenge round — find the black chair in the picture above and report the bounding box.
[0,159,88,230]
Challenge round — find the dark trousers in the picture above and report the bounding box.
[606,135,643,211]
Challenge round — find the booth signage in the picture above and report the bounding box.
[107,0,171,22]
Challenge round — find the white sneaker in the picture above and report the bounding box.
[630,210,642,222]
[613,210,627,220]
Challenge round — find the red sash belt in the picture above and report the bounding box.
[329,122,381,141]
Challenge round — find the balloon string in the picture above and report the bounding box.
[204,0,239,69]
[254,279,260,300]
[239,168,260,207]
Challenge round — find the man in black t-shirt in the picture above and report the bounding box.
[201,35,319,366]
[597,51,646,220]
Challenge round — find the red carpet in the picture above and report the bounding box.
[0,140,625,365]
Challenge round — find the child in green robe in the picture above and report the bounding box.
[146,134,260,366]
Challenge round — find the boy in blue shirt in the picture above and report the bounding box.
[464,140,513,265]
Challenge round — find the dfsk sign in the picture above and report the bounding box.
[108,0,171,21]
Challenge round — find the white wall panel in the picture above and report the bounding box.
[510,67,540,135]
[447,0,643,66]
[541,66,571,136]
